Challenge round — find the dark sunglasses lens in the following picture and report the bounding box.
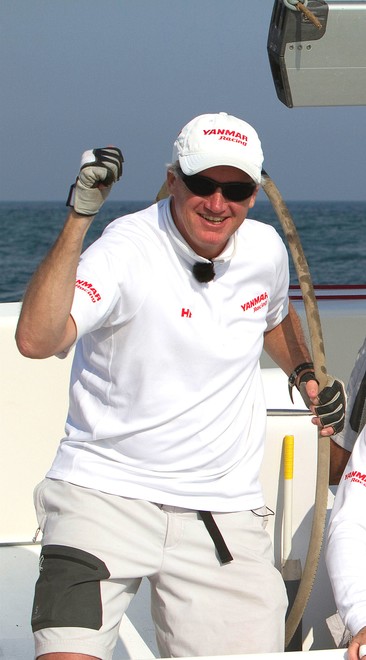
[182,174,255,201]
[183,176,215,197]
[224,183,255,201]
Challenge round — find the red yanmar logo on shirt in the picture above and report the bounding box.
[345,469,366,487]
[203,128,248,147]
[75,279,101,303]
[241,291,268,313]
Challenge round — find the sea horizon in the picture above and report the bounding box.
[1,199,365,303]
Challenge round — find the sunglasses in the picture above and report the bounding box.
[179,171,257,202]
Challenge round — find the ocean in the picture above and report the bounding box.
[0,200,364,303]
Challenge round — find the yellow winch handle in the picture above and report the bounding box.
[284,435,295,480]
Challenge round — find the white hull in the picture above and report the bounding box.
[2,289,365,659]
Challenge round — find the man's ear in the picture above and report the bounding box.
[248,186,259,209]
[166,169,176,193]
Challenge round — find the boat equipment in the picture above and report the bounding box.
[268,0,366,107]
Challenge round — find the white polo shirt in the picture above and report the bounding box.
[47,198,289,511]
[326,424,366,635]
[326,337,366,634]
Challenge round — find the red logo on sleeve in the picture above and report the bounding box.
[75,279,101,303]
[344,469,366,487]
[241,291,268,313]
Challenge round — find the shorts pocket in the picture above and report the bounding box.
[31,544,110,632]
[251,505,274,529]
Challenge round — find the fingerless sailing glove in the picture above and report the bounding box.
[66,147,124,216]
[312,376,347,434]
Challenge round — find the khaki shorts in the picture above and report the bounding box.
[32,478,287,659]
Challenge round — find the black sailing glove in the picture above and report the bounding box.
[300,375,346,434]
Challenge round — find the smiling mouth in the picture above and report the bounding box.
[201,214,227,224]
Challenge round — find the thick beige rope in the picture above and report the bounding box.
[261,172,330,649]
[261,173,327,389]
[295,1,322,30]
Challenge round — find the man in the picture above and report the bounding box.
[16,112,346,660]
[326,337,366,660]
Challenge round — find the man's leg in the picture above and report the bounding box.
[32,480,168,660]
[150,507,288,657]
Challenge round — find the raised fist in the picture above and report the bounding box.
[67,147,124,216]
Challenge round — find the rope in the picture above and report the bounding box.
[296,2,322,30]
[261,173,327,389]
[283,0,322,30]
[261,172,330,649]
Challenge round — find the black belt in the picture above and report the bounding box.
[198,510,233,564]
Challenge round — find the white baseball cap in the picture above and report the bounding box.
[172,112,264,184]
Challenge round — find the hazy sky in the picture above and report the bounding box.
[1,0,365,202]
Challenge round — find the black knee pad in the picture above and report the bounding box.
[31,544,110,632]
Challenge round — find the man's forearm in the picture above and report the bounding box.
[16,146,123,359]
[263,303,312,376]
[15,211,94,358]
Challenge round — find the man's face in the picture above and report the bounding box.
[167,165,258,260]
